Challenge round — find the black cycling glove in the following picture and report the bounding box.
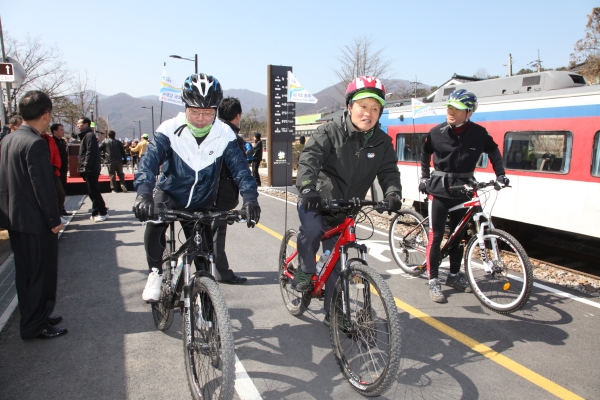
[243,200,261,228]
[418,178,429,194]
[496,175,510,186]
[385,193,403,212]
[300,188,322,210]
[133,193,154,222]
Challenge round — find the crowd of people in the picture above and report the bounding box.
[0,71,510,342]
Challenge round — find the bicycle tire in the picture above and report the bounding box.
[183,275,235,400]
[464,228,533,314]
[389,209,428,276]
[151,233,175,331]
[278,228,311,316]
[330,261,402,397]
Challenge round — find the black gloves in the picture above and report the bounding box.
[419,178,429,194]
[242,200,261,228]
[300,188,322,210]
[133,193,154,222]
[496,175,510,186]
[385,193,403,212]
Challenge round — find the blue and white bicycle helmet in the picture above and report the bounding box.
[182,73,223,109]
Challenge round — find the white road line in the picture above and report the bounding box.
[260,191,600,308]
[234,354,262,400]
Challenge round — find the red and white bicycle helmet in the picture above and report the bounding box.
[345,76,386,105]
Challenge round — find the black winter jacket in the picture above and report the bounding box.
[100,138,127,164]
[213,120,247,211]
[77,128,102,175]
[421,121,505,199]
[296,111,401,209]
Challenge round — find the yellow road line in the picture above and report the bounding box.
[394,298,583,400]
[257,220,583,400]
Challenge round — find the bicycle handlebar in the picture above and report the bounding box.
[449,178,511,193]
[321,198,389,212]
[154,208,247,223]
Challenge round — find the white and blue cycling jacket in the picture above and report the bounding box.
[134,112,258,210]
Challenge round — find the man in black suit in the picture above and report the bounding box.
[251,132,263,186]
[77,117,108,222]
[0,90,67,340]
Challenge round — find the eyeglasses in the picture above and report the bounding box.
[188,109,216,118]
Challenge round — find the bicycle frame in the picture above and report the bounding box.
[282,208,372,326]
[401,185,498,269]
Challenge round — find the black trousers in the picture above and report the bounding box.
[9,230,58,339]
[212,219,235,281]
[251,160,261,186]
[59,170,67,212]
[144,190,213,274]
[297,201,339,312]
[53,175,65,217]
[426,194,468,279]
[86,171,107,216]
[107,161,126,191]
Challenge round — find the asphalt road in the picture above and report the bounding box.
[0,190,598,399]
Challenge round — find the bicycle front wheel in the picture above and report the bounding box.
[389,209,428,276]
[464,228,533,314]
[278,228,311,316]
[151,233,175,331]
[183,275,235,400]
[330,261,402,397]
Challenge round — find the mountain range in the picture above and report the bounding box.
[93,79,429,140]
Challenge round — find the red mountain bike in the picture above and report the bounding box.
[279,199,402,397]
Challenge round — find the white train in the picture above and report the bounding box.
[381,71,600,239]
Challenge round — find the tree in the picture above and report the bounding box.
[516,68,535,75]
[473,68,489,79]
[333,36,393,91]
[571,7,600,83]
[239,108,265,139]
[5,34,73,112]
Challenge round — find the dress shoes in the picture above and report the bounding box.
[36,325,68,339]
[62,210,71,216]
[47,315,63,326]
[218,275,247,284]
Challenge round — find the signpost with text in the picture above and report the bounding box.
[267,65,295,187]
[0,63,15,82]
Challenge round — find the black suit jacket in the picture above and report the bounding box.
[0,125,61,234]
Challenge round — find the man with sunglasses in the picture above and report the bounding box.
[133,73,261,302]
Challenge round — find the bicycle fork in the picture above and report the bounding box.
[339,244,370,332]
[472,212,499,274]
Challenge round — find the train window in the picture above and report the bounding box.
[592,131,600,177]
[503,131,572,174]
[476,153,489,168]
[395,133,427,162]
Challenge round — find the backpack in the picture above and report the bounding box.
[244,142,254,158]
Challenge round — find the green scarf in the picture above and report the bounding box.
[186,119,212,137]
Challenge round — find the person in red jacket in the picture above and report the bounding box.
[42,131,66,225]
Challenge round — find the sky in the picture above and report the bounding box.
[2,0,597,98]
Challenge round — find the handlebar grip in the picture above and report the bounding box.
[449,185,467,192]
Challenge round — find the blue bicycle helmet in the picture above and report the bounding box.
[444,89,478,112]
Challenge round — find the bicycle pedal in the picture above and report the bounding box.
[408,266,426,277]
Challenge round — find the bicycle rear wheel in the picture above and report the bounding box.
[330,261,402,397]
[151,232,175,331]
[184,275,235,400]
[464,228,533,314]
[278,228,311,316]
[389,210,428,276]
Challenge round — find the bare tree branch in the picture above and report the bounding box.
[571,7,600,83]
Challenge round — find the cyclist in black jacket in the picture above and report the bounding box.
[420,89,508,303]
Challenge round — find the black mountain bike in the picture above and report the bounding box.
[150,208,246,400]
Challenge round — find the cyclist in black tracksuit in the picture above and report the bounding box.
[420,89,508,303]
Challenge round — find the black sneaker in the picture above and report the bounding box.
[445,272,473,293]
[291,268,314,292]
